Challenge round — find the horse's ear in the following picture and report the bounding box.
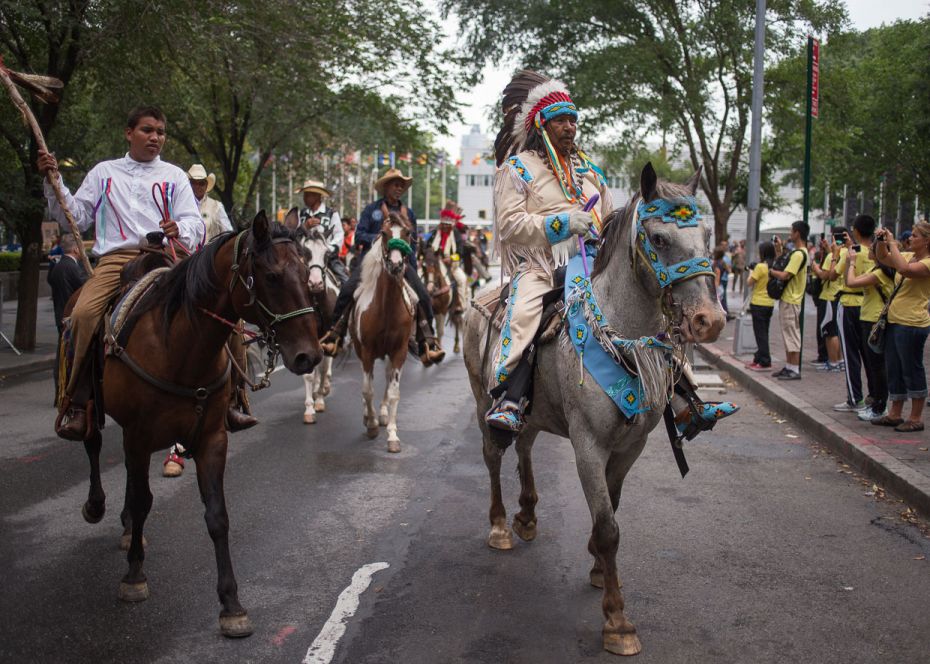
[283,206,299,230]
[252,210,269,244]
[685,166,703,195]
[640,162,658,201]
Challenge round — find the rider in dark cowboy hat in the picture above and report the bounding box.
[320,168,445,366]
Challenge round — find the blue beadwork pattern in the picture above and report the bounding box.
[637,225,714,288]
[539,101,578,123]
[565,256,672,420]
[494,274,521,384]
[637,196,701,228]
[506,156,534,183]
[544,212,571,244]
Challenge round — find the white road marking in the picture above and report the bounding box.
[302,562,390,664]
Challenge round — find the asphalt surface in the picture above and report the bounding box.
[1,331,929,664]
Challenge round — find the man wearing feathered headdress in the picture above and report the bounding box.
[485,71,613,431]
[423,201,469,313]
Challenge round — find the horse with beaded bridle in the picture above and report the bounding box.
[291,209,339,424]
[350,212,417,453]
[77,211,321,638]
[463,164,725,656]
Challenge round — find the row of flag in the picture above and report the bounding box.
[261,150,497,169]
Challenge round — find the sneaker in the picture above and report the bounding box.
[745,362,771,372]
[833,400,864,412]
[857,408,885,422]
[776,369,801,380]
[771,367,788,378]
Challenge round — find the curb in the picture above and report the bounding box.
[698,343,930,520]
[0,355,55,383]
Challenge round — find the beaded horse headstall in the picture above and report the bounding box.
[632,195,714,289]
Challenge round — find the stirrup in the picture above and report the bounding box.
[485,399,525,433]
[677,401,739,438]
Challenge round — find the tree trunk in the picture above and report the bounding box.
[13,208,43,350]
[712,202,730,245]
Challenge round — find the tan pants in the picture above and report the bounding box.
[66,251,138,395]
[450,262,468,310]
[488,268,553,391]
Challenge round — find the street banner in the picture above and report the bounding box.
[811,37,820,119]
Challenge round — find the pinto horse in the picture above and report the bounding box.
[421,246,464,354]
[463,165,726,656]
[79,212,320,637]
[350,212,416,453]
[293,214,338,424]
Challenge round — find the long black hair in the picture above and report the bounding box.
[758,241,776,266]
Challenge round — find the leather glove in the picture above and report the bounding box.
[568,210,593,236]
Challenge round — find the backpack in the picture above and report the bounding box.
[767,249,808,300]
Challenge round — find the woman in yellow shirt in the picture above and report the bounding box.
[873,223,930,431]
[746,241,776,370]
[845,241,894,421]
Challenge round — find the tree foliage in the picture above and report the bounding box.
[443,0,846,241]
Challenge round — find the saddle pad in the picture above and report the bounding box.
[107,267,170,347]
[472,281,563,345]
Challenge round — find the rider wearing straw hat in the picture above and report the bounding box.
[38,106,203,441]
[320,167,445,366]
[294,178,349,284]
[188,163,232,240]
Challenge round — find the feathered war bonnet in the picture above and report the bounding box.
[493,70,578,166]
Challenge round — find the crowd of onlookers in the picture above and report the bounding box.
[723,216,930,433]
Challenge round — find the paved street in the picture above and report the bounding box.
[1,329,929,664]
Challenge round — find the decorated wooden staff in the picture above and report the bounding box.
[0,56,93,275]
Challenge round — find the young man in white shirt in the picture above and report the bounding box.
[38,106,203,440]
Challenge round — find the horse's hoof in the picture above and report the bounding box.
[487,526,514,550]
[219,612,254,638]
[454,343,460,354]
[82,501,105,524]
[314,400,326,412]
[603,632,641,656]
[387,439,401,453]
[511,518,537,542]
[120,534,148,551]
[118,581,149,603]
[366,427,379,439]
[303,413,316,424]
[379,414,389,427]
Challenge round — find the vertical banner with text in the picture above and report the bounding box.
[810,37,820,119]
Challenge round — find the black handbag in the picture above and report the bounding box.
[867,278,904,354]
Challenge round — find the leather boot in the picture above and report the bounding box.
[320,312,349,357]
[421,337,445,366]
[226,406,258,432]
[55,405,88,441]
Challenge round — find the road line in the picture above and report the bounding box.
[302,562,389,664]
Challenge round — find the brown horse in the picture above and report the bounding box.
[421,246,464,353]
[350,213,416,453]
[78,212,320,637]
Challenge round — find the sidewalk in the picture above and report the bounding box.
[699,290,930,519]
[0,295,58,383]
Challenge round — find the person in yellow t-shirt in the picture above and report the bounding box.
[873,223,930,432]
[828,218,871,412]
[845,240,893,421]
[745,241,776,370]
[769,221,810,380]
[811,229,847,371]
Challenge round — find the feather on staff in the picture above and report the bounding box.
[0,56,93,275]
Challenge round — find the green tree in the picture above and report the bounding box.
[444,0,846,242]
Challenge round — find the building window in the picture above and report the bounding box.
[478,210,487,220]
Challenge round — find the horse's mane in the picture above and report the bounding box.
[137,222,292,337]
[592,179,694,279]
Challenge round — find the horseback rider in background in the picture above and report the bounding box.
[319,168,445,366]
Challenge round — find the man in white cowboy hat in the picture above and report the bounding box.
[188,163,232,240]
[295,178,348,283]
[320,167,445,365]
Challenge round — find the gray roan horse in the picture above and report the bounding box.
[292,214,338,424]
[463,164,725,656]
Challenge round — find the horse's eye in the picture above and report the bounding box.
[651,233,669,250]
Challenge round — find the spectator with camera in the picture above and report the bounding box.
[843,225,893,421]
[745,241,776,371]
[769,221,810,380]
[830,222,868,412]
[872,223,930,431]
[808,234,830,366]
[811,229,846,372]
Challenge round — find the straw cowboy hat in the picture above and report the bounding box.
[374,168,413,195]
[295,179,332,197]
[187,164,216,193]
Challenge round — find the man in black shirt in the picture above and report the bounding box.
[47,234,88,334]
